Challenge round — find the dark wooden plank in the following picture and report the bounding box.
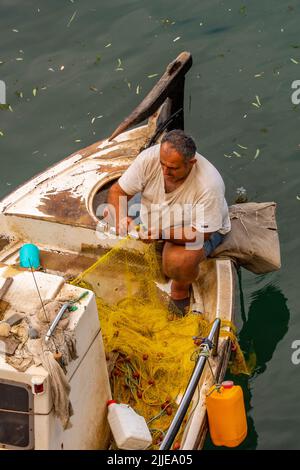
[0,277,13,299]
[109,51,193,141]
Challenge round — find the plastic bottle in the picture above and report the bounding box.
[107,400,152,450]
[206,381,247,447]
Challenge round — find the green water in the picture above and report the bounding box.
[0,0,299,450]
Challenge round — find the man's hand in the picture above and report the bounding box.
[138,227,162,244]
[101,207,133,236]
[118,216,134,236]
[107,182,135,236]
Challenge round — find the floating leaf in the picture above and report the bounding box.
[254,73,264,78]
[290,58,299,64]
[8,105,13,112]
[33,88,38,96]
[15,57,23,61]
[75,139,81,142]
[48,67,55,72]
[105,43,112,48]
[136,84,140,95]
[89,86,98,92]
[12,29,19,33]
[273,65,282,75]
[92,115,103,124]
[256,95,261,106]
[237,144,248,149]
[161,18,176,26]
[60,65,65,71]
[173,36,181,42]
[15,91,23,98]
[233,151,241,157]
[0,130,4,137]
[254,148,260,159]
[224,154,232,158]
[94,55,101,64]
[67,10,77,27]
[239,5,246,15]
[252,102,260,108]
[148,74,158,78]
[297,195,300,200]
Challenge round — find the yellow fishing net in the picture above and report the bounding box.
[71,238,250,448]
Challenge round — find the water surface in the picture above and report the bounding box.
[0,0,299,450]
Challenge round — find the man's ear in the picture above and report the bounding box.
[189,158,197,165]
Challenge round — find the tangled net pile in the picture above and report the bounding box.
[71,238,250,448]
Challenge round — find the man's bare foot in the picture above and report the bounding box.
[169,281,191,316]
[170,280,191,300]
[168,297,190,317]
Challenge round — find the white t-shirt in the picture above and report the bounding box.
[118,144,231,235]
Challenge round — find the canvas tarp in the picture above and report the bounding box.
[212,202,281,274]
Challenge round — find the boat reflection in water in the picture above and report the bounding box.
[205,282,290,450]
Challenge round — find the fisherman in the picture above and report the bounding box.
[107,129,231,314]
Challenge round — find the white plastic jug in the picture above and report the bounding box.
[107,400,152,450]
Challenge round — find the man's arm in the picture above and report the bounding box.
[164,226,212,245]
[107,182,134,235]
[107,148,150,234]
[140,225,212,247]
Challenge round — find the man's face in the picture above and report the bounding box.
[160,142,196,183]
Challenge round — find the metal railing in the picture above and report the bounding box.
[159,317,221,450]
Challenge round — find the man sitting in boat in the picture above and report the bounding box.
[107,129,231,314]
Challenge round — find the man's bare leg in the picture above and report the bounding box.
[162,242,205,303]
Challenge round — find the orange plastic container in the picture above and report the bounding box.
[206,381,247,447]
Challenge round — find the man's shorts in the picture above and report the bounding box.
[203,232,225,258]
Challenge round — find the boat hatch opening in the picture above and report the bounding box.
[0,378,34,450]
[92,178,141,223]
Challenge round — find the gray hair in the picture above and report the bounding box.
[161,129,196,162]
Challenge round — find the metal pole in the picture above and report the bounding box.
[45,303,70,343]
[159,318,221,450]
[212,318,220,357]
